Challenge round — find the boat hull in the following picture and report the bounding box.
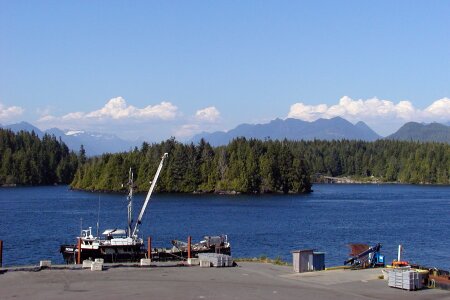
[60,244,231,264]
[60,244,145,264]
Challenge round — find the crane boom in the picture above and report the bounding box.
[127,168,133,238]
[132,152,168,238]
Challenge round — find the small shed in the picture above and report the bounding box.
[292,249,325,273]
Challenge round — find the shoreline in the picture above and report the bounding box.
[3,182,450,192]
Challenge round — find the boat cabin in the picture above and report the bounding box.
[102,229,127,240]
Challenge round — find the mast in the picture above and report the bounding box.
[132,153,168,238]
[127,168,134,238]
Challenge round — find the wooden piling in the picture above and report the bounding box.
[0,240,3,267]
[77,238,81,264]
[147,237,152,259]
[187,236,192,259]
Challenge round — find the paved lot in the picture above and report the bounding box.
[0,263,449,300]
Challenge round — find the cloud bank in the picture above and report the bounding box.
[37,97,222,140]
[175,106,222,138]
[37,97,180,140]
[0,102,24,122]
[288,96,450,135]
[195,106,220,122]
[40,97,178,123]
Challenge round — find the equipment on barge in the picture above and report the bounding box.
[60,152,231,264]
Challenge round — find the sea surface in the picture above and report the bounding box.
[0,184,449,269]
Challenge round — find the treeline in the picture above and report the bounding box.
[302,139,449,184]
[1,129,448,190]
[0,129,80,185]
[71,138,312,194]
[71,138,449,193]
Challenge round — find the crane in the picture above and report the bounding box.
[132,152,168,238]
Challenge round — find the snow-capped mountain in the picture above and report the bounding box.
[2,122,142,156]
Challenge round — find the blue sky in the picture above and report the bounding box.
[0,1,449,139]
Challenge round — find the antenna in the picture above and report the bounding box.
[96,195,101,237]
[127,168,134,238]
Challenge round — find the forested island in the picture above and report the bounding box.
[0,129,79,185]
[71,138,312,194]
[1,128,449,192]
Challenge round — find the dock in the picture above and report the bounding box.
[0,262,448,300]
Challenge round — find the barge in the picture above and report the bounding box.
[60,153,230,263]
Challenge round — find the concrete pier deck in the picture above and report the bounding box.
[0,262,448,300]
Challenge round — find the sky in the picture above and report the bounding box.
[0,1,449,140]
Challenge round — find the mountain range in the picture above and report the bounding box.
[1,122,140,156]
[2,118,449,155]
[192,117,382,146]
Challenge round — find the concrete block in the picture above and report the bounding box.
[200,260,211,268]
[94,258,104,264]
[91,262,103,271]
[82,260,93,269]
[40,260,51,267]
[187,258,200,265]
[140,258,152,266]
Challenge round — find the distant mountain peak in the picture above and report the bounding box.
[191,117,381,146]
[387,122,450,143]
[3,121,44,136]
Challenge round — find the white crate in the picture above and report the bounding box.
[94,258,104,264]
[200,260,211,268]
[388,268,422,290]
[198,254,233,267]
[39,260,51,267]
[140,258,152,266]
[91,262,103,271]
[82,260,93,268]
[187,258,200,265]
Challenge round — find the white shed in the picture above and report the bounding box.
[292,249,325,273]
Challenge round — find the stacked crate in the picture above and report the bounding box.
[388,268,423,291]
[197,253,233,267]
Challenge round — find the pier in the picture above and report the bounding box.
[0,262,447,300]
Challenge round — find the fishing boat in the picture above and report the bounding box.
[60,152,231,264]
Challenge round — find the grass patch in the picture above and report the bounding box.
[235,255,291,266]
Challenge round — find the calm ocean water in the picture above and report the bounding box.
[0,184,449,269]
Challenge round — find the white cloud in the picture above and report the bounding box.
[36,97,180,140]
[174,124,201,138]
[287,103,328,121]
[37,115,56,122]
[173,106,222,139]
[83,97,177,120]
[288,96,450,135]
[37,97,225,141]
[0,102,24,122]
[195,106,220,123]
[62,112,85,121]
[424,97,450,117]
[38,97,178,124]
[70,97,178,121]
